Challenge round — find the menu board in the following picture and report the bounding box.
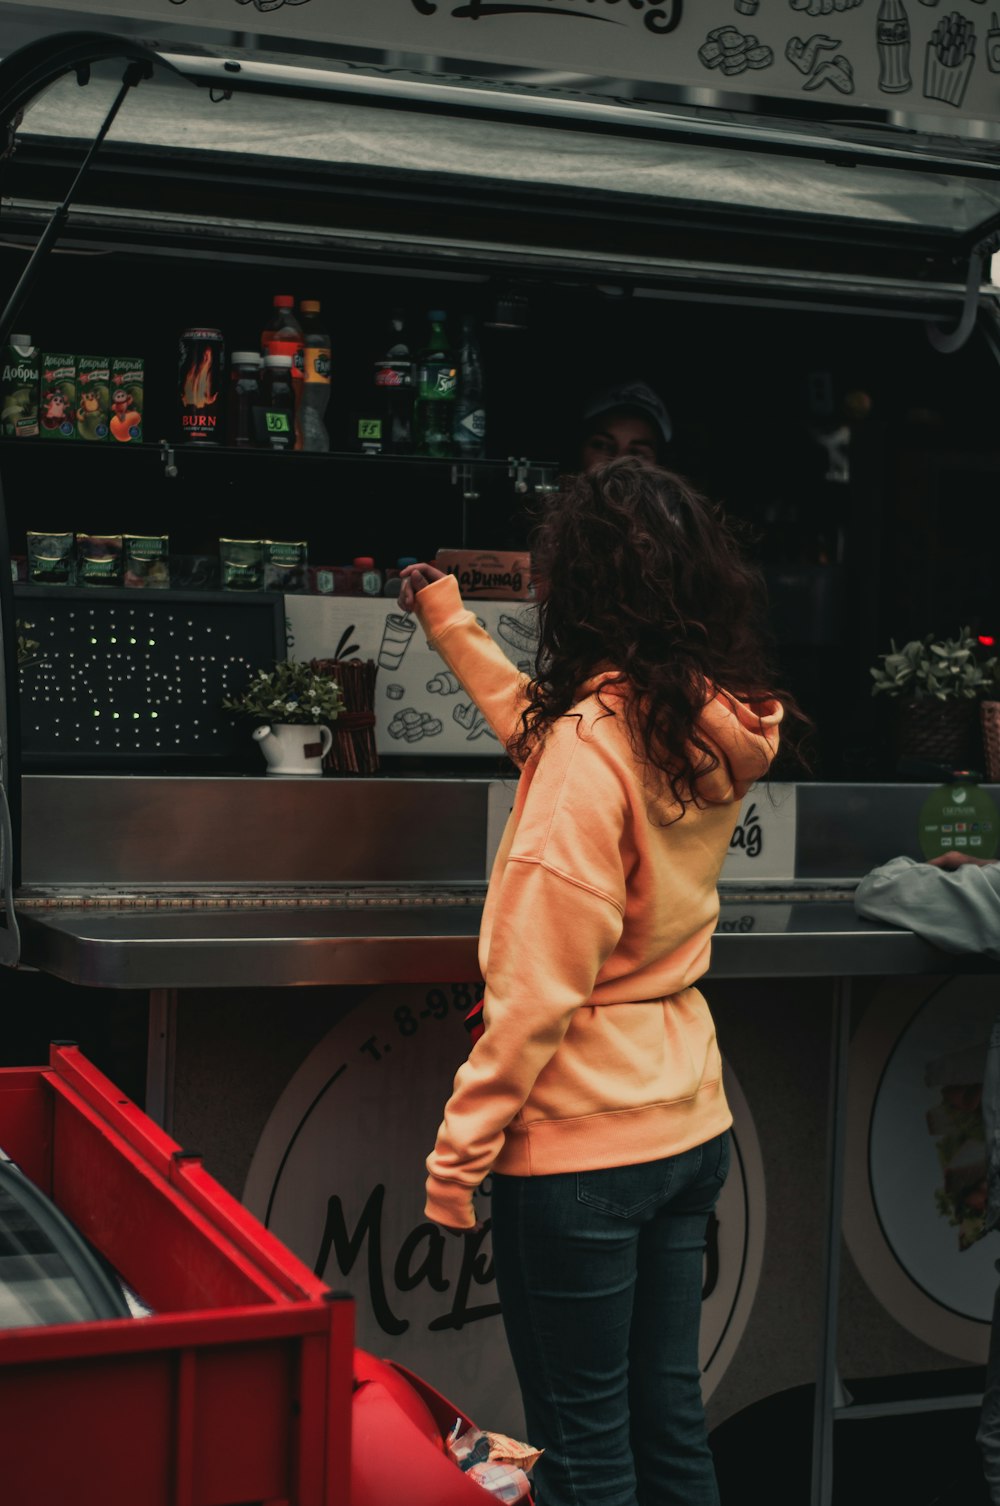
[244,983,766,1434]
[18,0,1000,130]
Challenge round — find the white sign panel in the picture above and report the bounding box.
[243,983,766,1435]
[16,0,1000,128]
[286,594,537,759]
[720,784,797,884]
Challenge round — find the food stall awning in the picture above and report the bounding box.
[3,20,1000,303]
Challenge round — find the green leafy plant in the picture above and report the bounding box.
[16,619,41,671]
[870,627,998,702]
[223,659,344,724]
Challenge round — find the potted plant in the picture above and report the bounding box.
[223,659,344,777]
[16,619,42,674]
[869,627,998,771]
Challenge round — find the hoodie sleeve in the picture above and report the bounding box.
[412,574,532,757]
[424,731,627,1230]
[854,855,1000,961]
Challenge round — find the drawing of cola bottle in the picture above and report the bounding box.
[877,0,912,92]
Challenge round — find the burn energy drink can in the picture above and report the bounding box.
[179,327,225,445]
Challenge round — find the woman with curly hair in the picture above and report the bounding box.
[397,457,791,1506]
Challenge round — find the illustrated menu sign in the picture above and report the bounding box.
[286,594,537,759]
[843,975,996,1363]
[243,984,766,1434]
[17,0,1000,129]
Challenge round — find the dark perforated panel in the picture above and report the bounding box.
[16,587,285,769]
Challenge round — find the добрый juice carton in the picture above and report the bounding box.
[110,356,143,444]
[76,356,111,442]
[1,336,40,438]
[39,354,77,440]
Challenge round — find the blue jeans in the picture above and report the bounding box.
[490,1132,730,1506]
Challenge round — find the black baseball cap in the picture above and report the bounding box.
[583,381,672,446]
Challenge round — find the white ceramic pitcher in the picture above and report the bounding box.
[252,722,333,776]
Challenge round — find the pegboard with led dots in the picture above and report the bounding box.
[15,587,285,769]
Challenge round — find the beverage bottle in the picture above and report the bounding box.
[258,353,295,451]
[414,310,456,459]
[877,0,911,93]
[227,352,261,448]
[374,311,415,454]
[262,295,304,442]
[261,294,303,356]
[298,299,331,452]
[1,334,40,438]
[453,314,486,458]
[352,556,382,596]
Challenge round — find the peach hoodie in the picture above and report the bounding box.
[416,575,782,1230]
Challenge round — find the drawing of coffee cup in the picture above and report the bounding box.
[378,613,416,670]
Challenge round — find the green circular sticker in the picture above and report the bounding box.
[918,783,999,860]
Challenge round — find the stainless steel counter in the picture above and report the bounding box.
[16,891,1000,988]
[15,775,1000,987]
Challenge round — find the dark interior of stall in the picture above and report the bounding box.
[3,227,999,781]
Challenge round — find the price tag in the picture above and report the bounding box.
[265,411,291,435]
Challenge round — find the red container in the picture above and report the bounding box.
[0,1044,354,1506]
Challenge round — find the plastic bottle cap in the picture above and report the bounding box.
[300,300,321,313]
[264,353,293,368]
[10,334,31,344]
[353,556,375,568]
[273,295,295,307]
[231,351,261,365]
[428,309,447,321]
[397,557,418,568]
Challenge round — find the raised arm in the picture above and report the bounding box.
[401,566,532,757]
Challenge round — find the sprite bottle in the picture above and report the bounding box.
[415,310,456,458]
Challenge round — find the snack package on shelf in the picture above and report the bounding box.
[76,533,123,587]
[27,531,74,585]
[220,538,264,591]
[124,533,170,588]
[264,539,308,592]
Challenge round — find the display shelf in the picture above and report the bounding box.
[0,437,559,475]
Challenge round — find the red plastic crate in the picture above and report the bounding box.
[0,1044,354,1506]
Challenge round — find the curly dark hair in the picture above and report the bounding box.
[508,457,804,807]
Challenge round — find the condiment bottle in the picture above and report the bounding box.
[353,556,382,595]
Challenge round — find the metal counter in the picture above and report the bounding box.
[16,891,1000,989]
[15,774,1000,987]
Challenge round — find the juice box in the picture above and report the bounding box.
[1,338,40,438]
[39,355,77,440]
[76,356,111,442]
[110,356,144,444]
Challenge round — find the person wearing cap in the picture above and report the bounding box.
[580,380,672,471]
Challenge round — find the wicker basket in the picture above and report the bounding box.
[983,701,1000,783]
[894,698,981,770]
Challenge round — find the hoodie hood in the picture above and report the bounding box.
[579,671,782,802]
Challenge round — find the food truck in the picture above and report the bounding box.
[2,3,1000,1501]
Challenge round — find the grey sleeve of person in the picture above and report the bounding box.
[854,856,1000,961]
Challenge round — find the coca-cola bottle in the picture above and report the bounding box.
[374,310,415,454]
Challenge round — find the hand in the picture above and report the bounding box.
[928,851,998,869]
[398,561,447,613]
